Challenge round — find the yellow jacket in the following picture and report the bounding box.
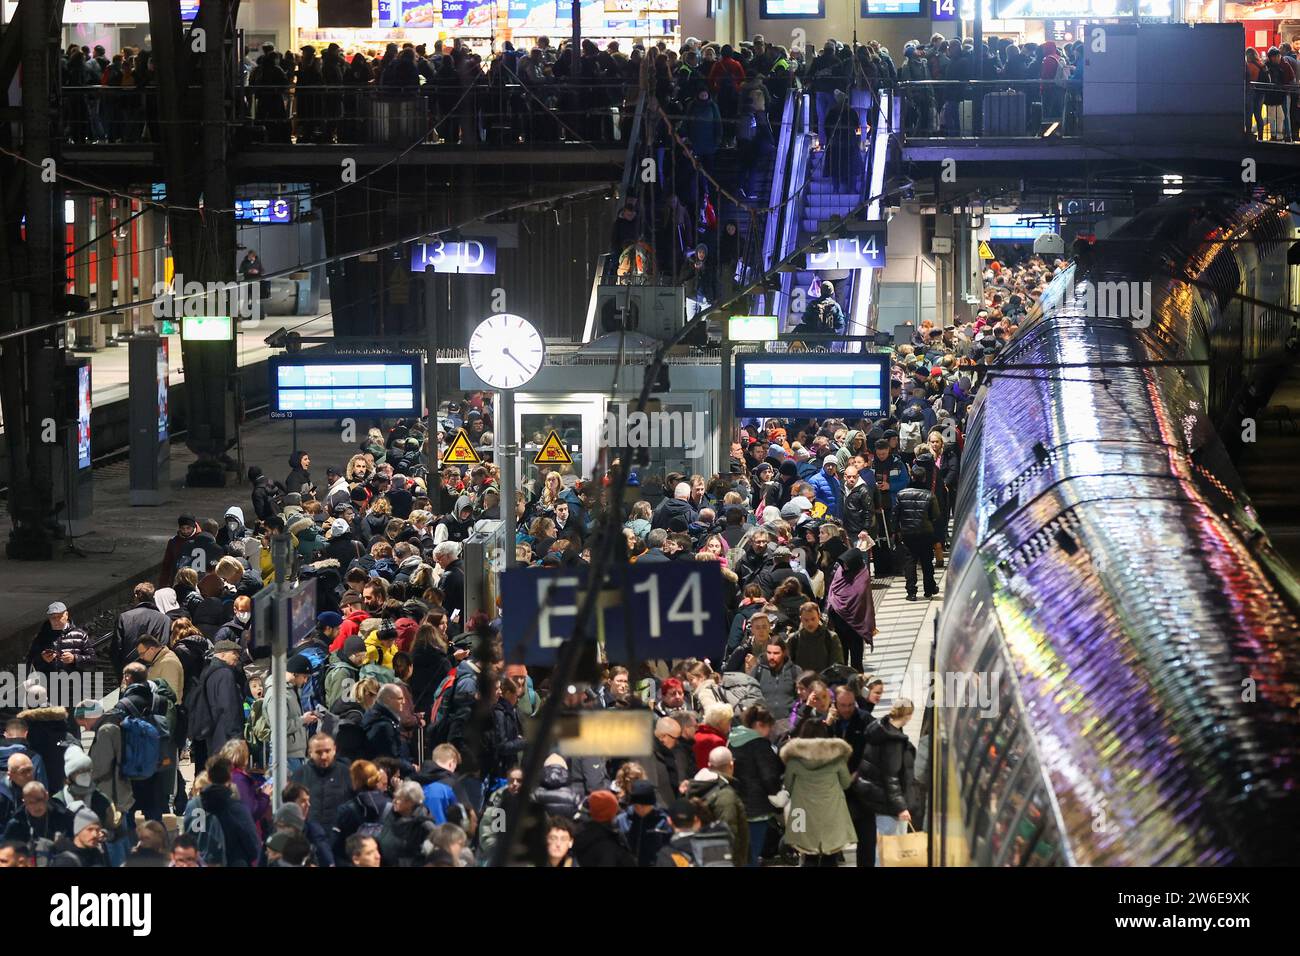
[364,632,397,669]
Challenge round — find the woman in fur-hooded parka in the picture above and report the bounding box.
[779,735,856,855]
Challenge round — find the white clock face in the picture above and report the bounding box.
[468,313,545,390]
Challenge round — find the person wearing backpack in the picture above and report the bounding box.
[115,665,169,822]
[325,636,368,709]
[331,759,391,865]
[195,756,261,867]
[187,640,249,774]
[72,701,136,843]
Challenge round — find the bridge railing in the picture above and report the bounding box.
[54,79,637,148]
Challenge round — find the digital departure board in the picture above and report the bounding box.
[269,356,422,419]
[861,0,923,16]
[736,354,890,417]
[760,0,825,17]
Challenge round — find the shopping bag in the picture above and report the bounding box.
[879,822,928,867]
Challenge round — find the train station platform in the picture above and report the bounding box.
[866,563,943,748]
[0,413,354,663]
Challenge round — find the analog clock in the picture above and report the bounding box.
[468,313,545,390]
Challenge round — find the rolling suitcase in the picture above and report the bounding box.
[982,89,1026,136]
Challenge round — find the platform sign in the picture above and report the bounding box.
[411,237,498,275]
[534,429,574,465]
[269,355,422,420]
[930,0,958,16]
[808,233,885,270]
[501,561,724,664]
[443,428,482,465]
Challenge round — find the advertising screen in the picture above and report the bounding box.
[270,355,422,419]
[736,354,890,417]
[235,198,293,224]
[157,339,170,443]
[760,0,825,17]
[77,365,91,470]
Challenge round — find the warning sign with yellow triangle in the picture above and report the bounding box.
[533,429,573,466]
[978,240,996,260]
[442,428,481,465]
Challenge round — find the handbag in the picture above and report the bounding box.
[879,821,928,867]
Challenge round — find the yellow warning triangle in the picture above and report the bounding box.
[442,428,481,465]
[978,241,996,260]
[533,429,573,465]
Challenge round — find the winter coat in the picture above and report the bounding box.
[727,725,784,820]
[15,707,77,794]
[266,678,308,760]
[649,738,682,807]
[616,805,673,867]
[27,622,95,674]
[747,659,799,718]
[852,718,916,816]
[143,646,186,704]
[687,771,748,863]
[199,783,262,867]
[331,789,390,863]
[786,625,845,675]
[693,722,730,772]
[112,602,168,670]
[572,820,637,867]
[830,707,872,773]
[231,766,271,838]
[651,495,698,531]
[779,736,856,855]
[290,758,353,831]
[894,485,940,538]
[378,804,436,867]
[807,467,843,518]
[85,716,134,814]
[189,658,247,754]
[361,702,406,764]
[250,475,284,522]
[533,762,581,819]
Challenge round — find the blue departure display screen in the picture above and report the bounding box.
[270,356,422,419]
[736,355,890,417]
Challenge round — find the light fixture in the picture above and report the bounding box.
[1041,121,1060,138]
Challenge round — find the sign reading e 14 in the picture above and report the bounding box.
[411,236,498,275]
[501,562,724,665]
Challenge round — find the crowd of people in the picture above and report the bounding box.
[1245,42,1300,142]
[1,247,1052,867]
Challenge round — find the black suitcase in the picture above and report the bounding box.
[982,89,1026,136]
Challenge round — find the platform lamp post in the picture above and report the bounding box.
[468,314,546,570]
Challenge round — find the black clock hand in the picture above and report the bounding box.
[504,349,532,373]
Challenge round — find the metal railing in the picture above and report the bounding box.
[54,79,638,147]
[892,79,1081,139]
[1246,80,1300,142]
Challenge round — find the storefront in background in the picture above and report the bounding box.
[293,0,682,55]
[1185,0,1300,50]
[937,0,1175,46]
[0,1,199,56]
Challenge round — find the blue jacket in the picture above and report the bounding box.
[795,462,819,480]
[0,741,47,788]
[807,467,843,518]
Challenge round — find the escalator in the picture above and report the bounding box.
[775,88,893,347]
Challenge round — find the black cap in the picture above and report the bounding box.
[287,654,313,675]
[629,780,657,805]
[327,466,342,478]
[178,514,197,526]
[668,798,698,827]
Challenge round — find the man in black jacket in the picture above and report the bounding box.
[290,733,352,832]
[188,641,247,767]
[841,465,877,544]
[112,584,168,671]
[361,685,414,772]
[893,465,941,601]
[830,686,871,772]
[433,542,465,623]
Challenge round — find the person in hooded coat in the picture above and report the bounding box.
[248,466,285,523]
[779,722,856,865]
[826,545,876,672]
[286,450,314,498]
[216,506,249,548]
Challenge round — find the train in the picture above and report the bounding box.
[929,196,1300,866]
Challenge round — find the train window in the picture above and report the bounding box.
[991,759,1044,867]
